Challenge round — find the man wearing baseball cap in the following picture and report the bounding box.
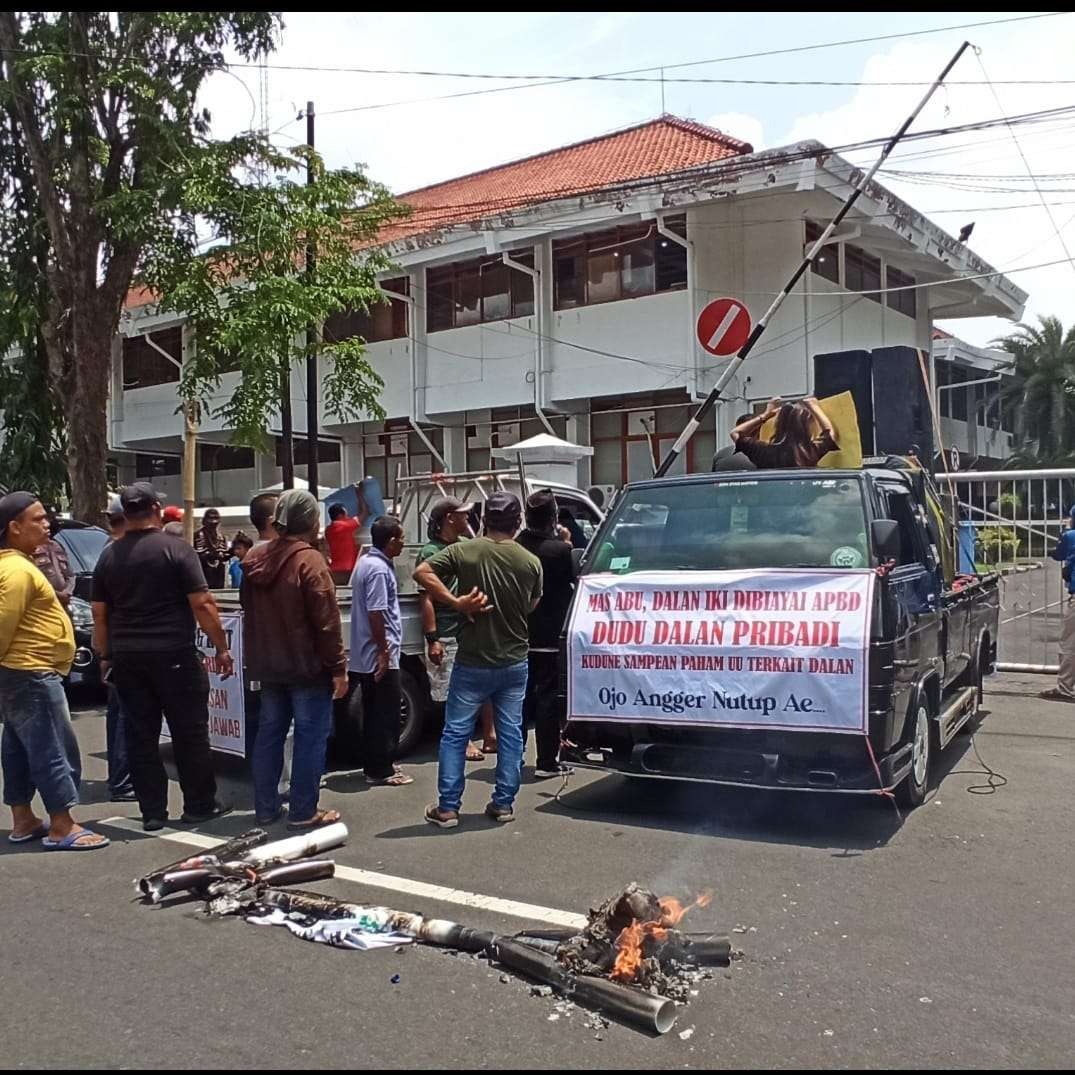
[415,491,542,828]
[416,497,496,762]
[0,492,108,849]
[91,482,234,830]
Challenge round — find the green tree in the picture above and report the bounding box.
[140,138,405,453]
[993,315,1075,460]
[0,11,278,520]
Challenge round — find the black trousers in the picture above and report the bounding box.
[523,650,563,770]
[112,648,217,820]
[353,668,401,780]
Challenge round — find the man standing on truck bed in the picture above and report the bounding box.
[416,492,542,829]
[516,489,577,779]
[91,482,233,832]
[325,503,362,586]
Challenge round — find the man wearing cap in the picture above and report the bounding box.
[1043,505,1075,702]
[241,489,348,827]
[415,492,542,828]
[0,492,109,849]
[194,508,228,587]
[91,482,234,831]
[417,498,497,761]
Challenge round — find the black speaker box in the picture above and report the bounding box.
[813,349,874,454]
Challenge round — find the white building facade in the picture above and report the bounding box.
[111,117,1026,505]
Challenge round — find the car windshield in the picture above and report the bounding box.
[55,527,109,573]
[585,476,870,574]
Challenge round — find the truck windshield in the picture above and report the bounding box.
[586,476,869,574]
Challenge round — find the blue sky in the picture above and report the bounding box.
[202,11,1075,347]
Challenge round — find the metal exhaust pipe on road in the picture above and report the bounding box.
[137,828,270,899]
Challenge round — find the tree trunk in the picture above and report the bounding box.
[64,315,112,523]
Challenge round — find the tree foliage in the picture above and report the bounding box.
[993,315,1075,461]
[139,138,407,449]
[0,11,279,519]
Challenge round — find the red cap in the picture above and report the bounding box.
[162,505,184,522]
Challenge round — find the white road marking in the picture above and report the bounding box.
[103,816,587,929]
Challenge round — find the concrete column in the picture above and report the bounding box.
[566,412,592,488]
[442,419,467,472]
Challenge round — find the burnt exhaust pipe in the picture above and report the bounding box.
[144,860,338,904]
[255,860,336,888]
[240,823,349,868]
[492,938,677,1035]
[137,828,269,899]
[514,929,732,966]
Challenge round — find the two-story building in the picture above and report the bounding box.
[111,114,1026,505]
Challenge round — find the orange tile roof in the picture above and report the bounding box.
[125,114,750,309]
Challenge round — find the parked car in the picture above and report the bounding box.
[52,522,110,690]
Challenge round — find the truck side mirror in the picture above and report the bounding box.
[871,518,901,563]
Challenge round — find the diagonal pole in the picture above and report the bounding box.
[654,40,972,478]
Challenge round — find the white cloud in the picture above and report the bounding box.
[704,111,765,151]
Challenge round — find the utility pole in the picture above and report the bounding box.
[305,99,319,497]
[280,359,295,489]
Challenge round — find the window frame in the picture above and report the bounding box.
[424,250,535,333]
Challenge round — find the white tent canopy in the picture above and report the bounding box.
[491,433,594,463]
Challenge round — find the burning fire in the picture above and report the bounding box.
[610,891,713,982]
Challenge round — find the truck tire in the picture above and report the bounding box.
[895,695,934,809]
[393,670,427,760]
[333,670,427,765]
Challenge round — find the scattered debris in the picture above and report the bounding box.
[919,997,933,1004]
[391,974,401,984]
[679,1026,695,1041]
[530,985,554,998]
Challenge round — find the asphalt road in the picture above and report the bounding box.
[1,672,1073,1069]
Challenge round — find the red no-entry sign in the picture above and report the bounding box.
[696,297,752,357]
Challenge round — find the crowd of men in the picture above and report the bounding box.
[0,478,579,846]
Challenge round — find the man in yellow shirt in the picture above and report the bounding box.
[0,492,108,850]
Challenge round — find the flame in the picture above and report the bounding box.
[610,891,714,982]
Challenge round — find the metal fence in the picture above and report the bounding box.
[945,468,1075,674]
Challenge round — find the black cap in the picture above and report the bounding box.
[484,491,522,532]
[120,481,160,515]
[429,497,474,537]
[0,491,38,541]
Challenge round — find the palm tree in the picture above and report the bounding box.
[993,316,1075,459]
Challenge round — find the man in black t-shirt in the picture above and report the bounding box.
[92,482,234,831]
[516,489,578,778]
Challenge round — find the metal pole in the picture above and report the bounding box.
[280,360,295,489]
[305,99,320,497]
[654,40,972,478]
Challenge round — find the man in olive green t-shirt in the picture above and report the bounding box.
[414,492,542,828]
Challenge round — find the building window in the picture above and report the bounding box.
[199,444,255,472]
[361,422,445,499]
[274,436,342,467]
[552,216,687,310]
[844,244,882,304]
[324,277,410,345]
[134,453,181,478]
[885,265,917,319]
[936,360,951,419]
[425,253,534,333]
[804,220,840,285]
[123,327,181,390]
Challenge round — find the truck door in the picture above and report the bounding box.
[877,482,943,703]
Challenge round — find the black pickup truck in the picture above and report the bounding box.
[560,464,999,807]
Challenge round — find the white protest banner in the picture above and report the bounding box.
[163,611,246,755]
[568,569,874,734]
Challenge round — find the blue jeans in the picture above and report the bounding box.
[438,659,528,813]
[252,683,333,823]
[0,668,82,814]
[105,685,133,796]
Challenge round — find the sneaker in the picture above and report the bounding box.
[424,804,459,829]
[109,788,138,802]
[180,801,233,824]
[143,817,167,833]
[534,764,574,780]
[484,802,515,823]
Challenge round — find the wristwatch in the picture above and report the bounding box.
[425,632,439,645]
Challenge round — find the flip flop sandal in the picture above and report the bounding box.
[482,740,498,754]
[286,809,341,830]
[8,823,48,844]
[365,772,414,787]
[466,745,485,761]
[42,828,110,851]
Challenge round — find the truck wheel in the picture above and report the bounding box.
[895,697,934,809]
[393,670,427,760]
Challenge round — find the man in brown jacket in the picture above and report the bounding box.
[241,489,347,828]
